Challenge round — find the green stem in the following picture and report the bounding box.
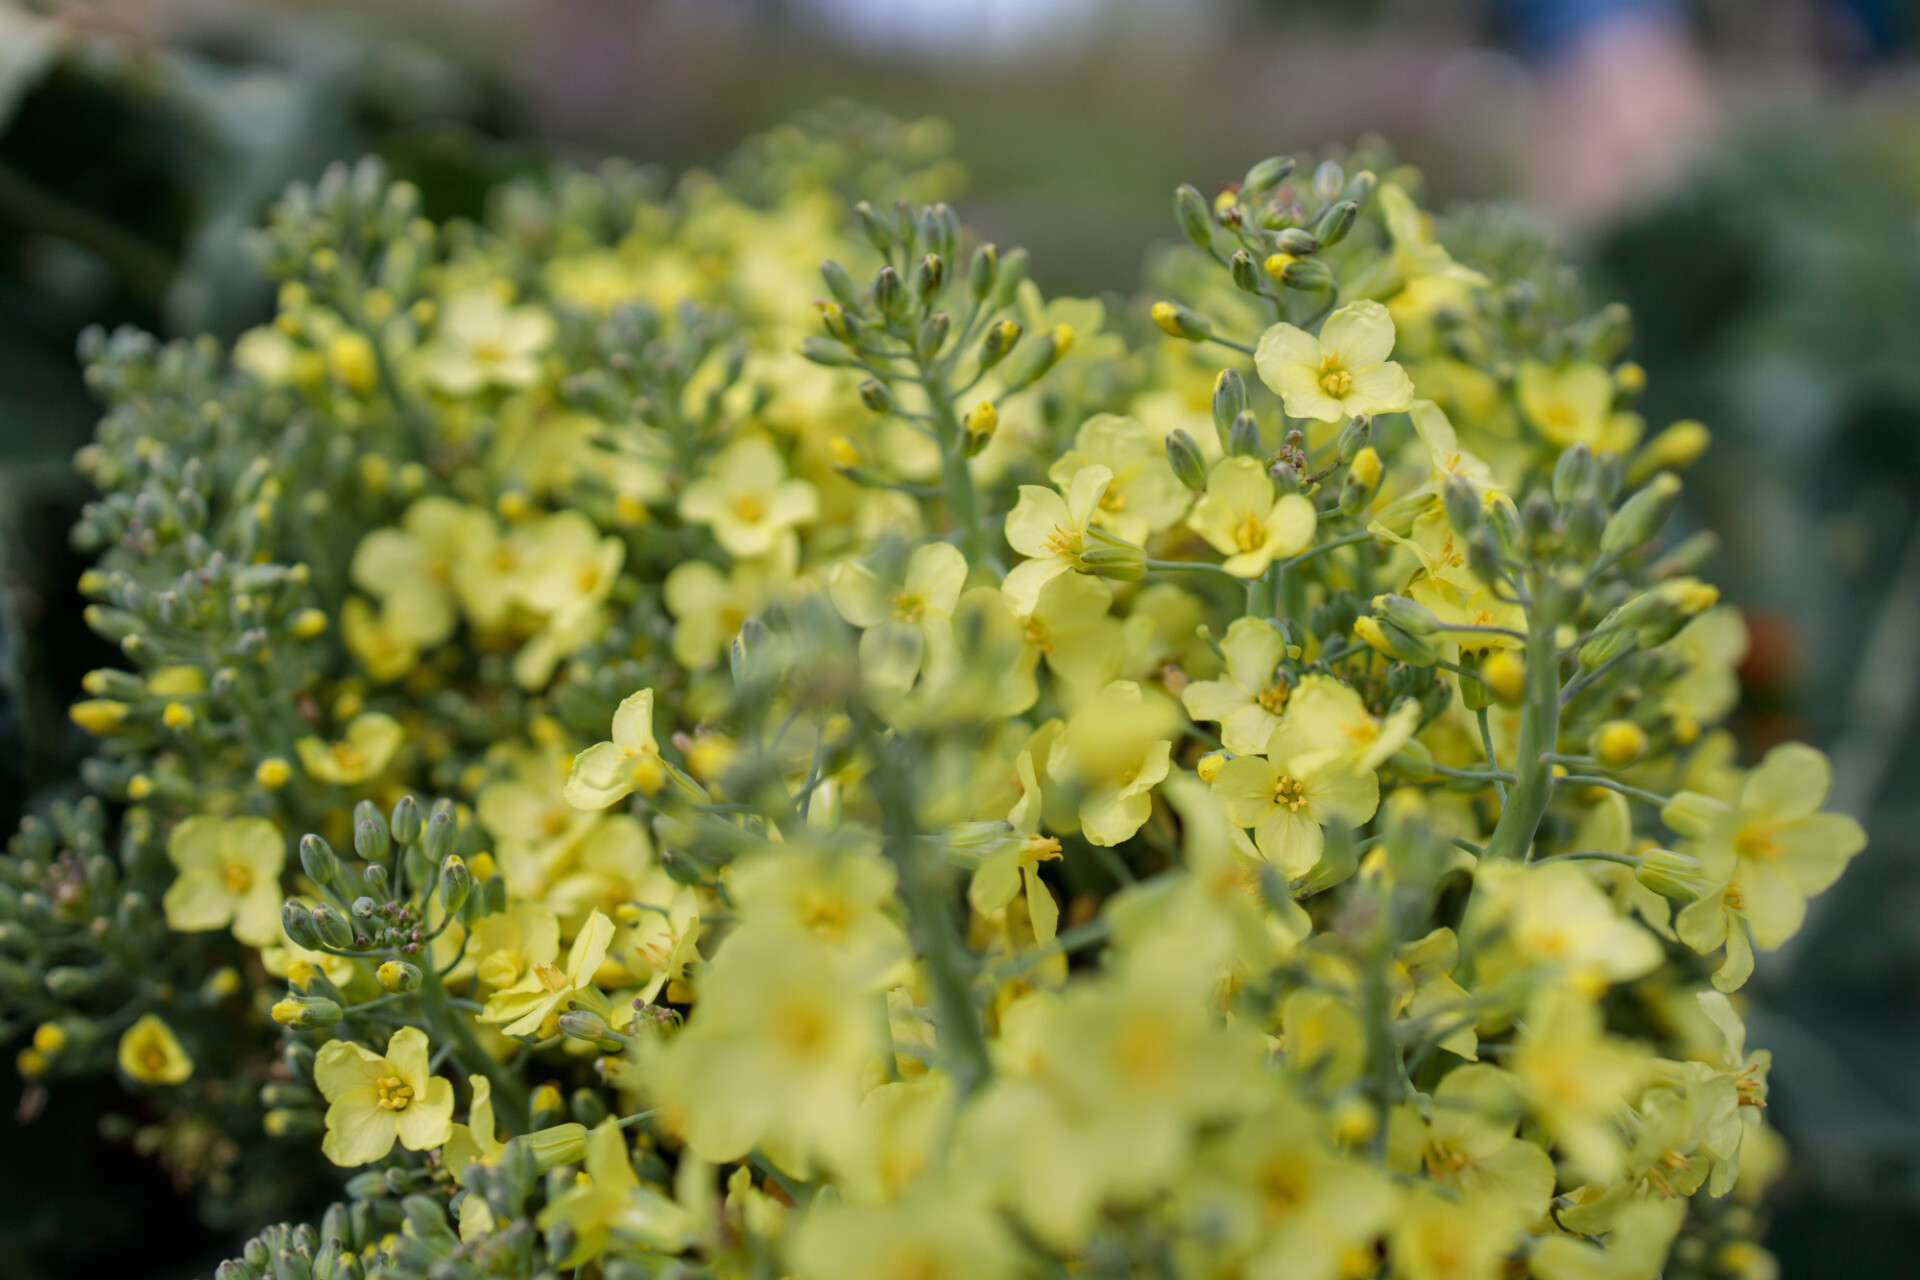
[922,364,990,565]
[1246,567,1276,620]
[1530,850,1643,869]
[1482,617,1561,861]
[1475,707,1508,807]
[1553,775,1672,809]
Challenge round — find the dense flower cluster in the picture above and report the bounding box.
[0,109,1862,1279]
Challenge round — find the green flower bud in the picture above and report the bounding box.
[1457,652,1493,712]
[1552,442,1593,504]
[299,834,338,887]
[978,319,1022,371]
[1228,410,1262,458]
[820,258,857,307]
[858,378,895,414]
[969,242,998,301]
[271,992,343,1029]
[439,855,473,916]
[389,795,422,847]
[1563,492,1607,554]
[1278,257,1333,291]
[1336,415,1372,465]
[1213,368,1248,448]
[1386,738,1435,780]
[376,960,422,993]
[1080,527,1147,583]
[1443,475,1481,537]
[1242,155,1296,195]
[1314,199,1359,246]
[283,900,324,950]
[873,263,903,317]
[1230,249,1260,294]
[1355,616,1438,666]
[1371,594,1440,637]
[1166,429,1209,492]
[798,336,859,367]
[422,801,456,863]
[854,201,892,255]
[1521,489,1556,548]
[570,1087,609,1127]
[915,253,945,307]
[1635,846,1709,901]
[1340,447,1383,515]
[1174,183,1214,247]
[557,1010,611,1044]
[989,246,1029,309]
[353,801,390,861]
[1600,472,1682,558]
[310,901,356,950]
[1273,227,1318,257]
[1150,301,1212,342]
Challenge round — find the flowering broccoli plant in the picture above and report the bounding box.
[1,110,1861,1280]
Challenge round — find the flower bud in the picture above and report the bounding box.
[916,311,950,360]
[1243,155,1296,195]
[1273,227,1319,257]
[1386,739,1435,781]
[283,901,324,950]
[532,1083,567,1128]
[1483,650,1526,705]
[1521,488,1556,548]
[969,242,998,300]
[854,201,891,255]
[1442,476,1481,538]
[1150,301,1212,342]
[820,258,856,306]
[440,855,473,916]
[978,319,1021,370]
[989,246,1029,308]
[915,254,946,307]
[271,993,342,1029]
[872,264,902,317]
[1174,184,1213,247]
[517,1122,591,1172]
[1601,472,1682,558]
[798,336,859,367]
[389,795,422,847]
[1563,492,1607,554]
[422,801,457,862]
[377,960,422,993]
[299,835,338,887]
[557,1010,612,1044]
[1213,369,1247,448]
[1635,846,1710,901]
[1355,615,1438,666]
[1371,594,1439,637]
[1230,249,1260,293]
[1456,652,1493,712]
[1080,527,1146,583]
[1340,447,1383,515]
[1228,410,1262,458]
[1315,199,1359,246]
[963,401,998,456]
[1336,415,1372,465]
[1196,750,1228,783]
[1278,257,1333,291]
[1594,720,1648,767]
[353,800,390,861]
[310,902,355,950]
[816,300,857,343]
[1552,442,1593,504]
[943,821,1015,862]
[1629,420,1710,485]
[1166,429,1209,492]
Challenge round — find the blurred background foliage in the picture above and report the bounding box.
[1,0,1918,1275]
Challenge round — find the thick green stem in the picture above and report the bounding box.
[1482,619,1561,861]
[417,964,529,1133]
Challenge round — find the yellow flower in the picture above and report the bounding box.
[565,688,667,810]
[1009,571,1126,698]
[479,909,616,1038]
[971,749,1065,943]
[1255,300,1414,423]
[1266,674,1420,775]
[1385,1065,1553,1219]
[663,554,786,670]
[1390,1187,1527,1280]
[1518,361,1642,452]
[1510,986,1646,1181]
[678,436,819,557]
[729,844,910,988]
[537,1120,695,1266]
[1186,457,1317,578]
[829,541,968,694]
[1001,463,1113,615]
[1045,680,1178,847]
[790,1190,1021,1280]
[341,597,419,684]
[297,712,404,786]
[1210,750,1376,879]
[1378,181,1489,289]
[1045,414,1191,545]
[1180,616,1292,754]
[117,1014,193,1085]
[349,497,494,649]
[419,289,555,393]
[1671,743,1865,992]
[1468,861,1663,993]
[314,1025,455,1167]
[162,815,285,947]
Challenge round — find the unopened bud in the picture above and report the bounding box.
[1594,720,1648,768]
[1230,249,1260,293]
[1552,442,1593,504]
[1601,472,1682,558]
[1340,447,1383,515]
[1355,616,1438,666]
[872,264,902,316]
[969,243,998,301]
[282,900,324,950]
[1629,421,1710,484]
[1174,184,1213,248]
[914,254,945,307]
[1443,476,1481,537]
[1243,155,1296,195]
[854,202,892,255]
[440,855,473,915]
[816,300,856,343]
[916,311,950,360]
[1371,594,1439,637]
[1166,429,1209,492]
[820,258,857,306]
[1213,369,1247,448]
[389,795,422,847]
[1228,411,1262,458]
[1273,227,1319,257]
[310,902,355,950]
[963,401,998,456]
[1635,846,1709,901]
[353,800,390,860]
[1336,415,1372,465]
[299,835,338,886]
[1315,199,1359,246]
[377,960,422,993]
[1483,650,1526,705]
[979,319,1022,371]
[1278,257,1333,291]
[1079,527,1146,583]
[1151,301,1212,342]
[858,378,896,414]
[271,993,342,1029]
